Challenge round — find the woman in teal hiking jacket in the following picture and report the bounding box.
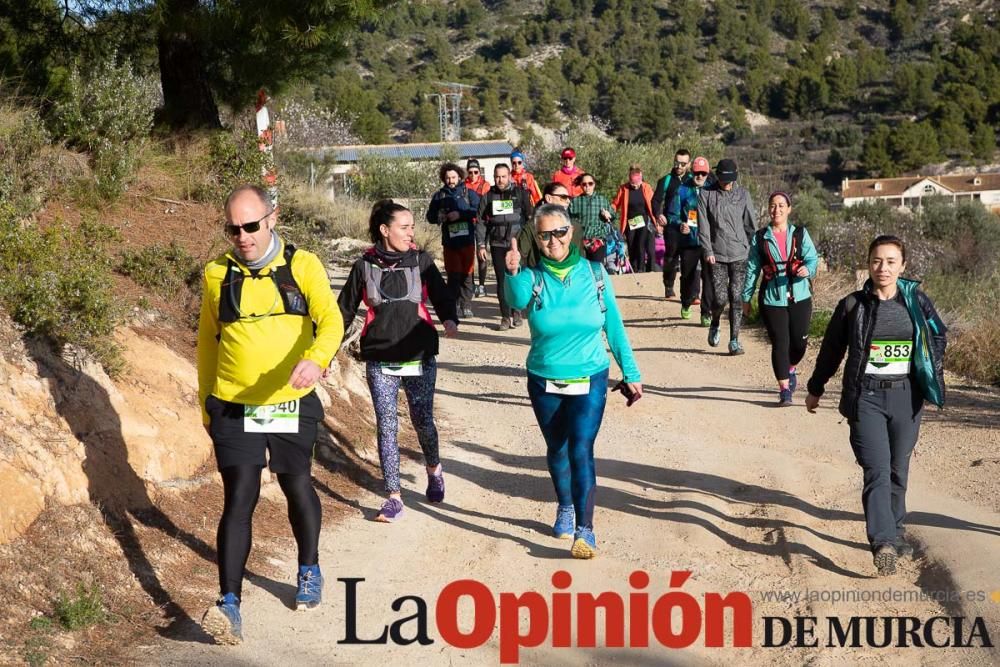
[503,203,641,560]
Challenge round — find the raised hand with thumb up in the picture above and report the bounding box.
[505,237,521,275]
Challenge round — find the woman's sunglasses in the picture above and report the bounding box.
[536,226,571,242]
[581,181,596,187]
[224,210,272,237]
[511,160,523,165]
[468,169,480,175]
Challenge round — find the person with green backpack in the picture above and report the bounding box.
[805,235,947,578]
[503,204,642,560]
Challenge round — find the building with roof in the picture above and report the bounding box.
[841,174,1000,214]
[303,140,515,180]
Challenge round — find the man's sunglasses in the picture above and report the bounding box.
[674,161,689,167]
[225,210,272,237]
[550,192,571,201]
[693,171,709,177]
[536,226,571,242]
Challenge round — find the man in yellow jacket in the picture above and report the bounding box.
[196,184,344,644]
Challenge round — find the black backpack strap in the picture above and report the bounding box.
[272,244,309,317]
[219,258,243,323]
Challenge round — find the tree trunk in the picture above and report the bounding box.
[156,0,221,129]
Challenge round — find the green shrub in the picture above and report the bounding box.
[0,107,57,218]
[54,583,106,631]
[0,210,122,373]
[348,154,438,202]
[809,308,834,338]
[196,130,272,203]
[117,242,199,294]
[50,56,158,200]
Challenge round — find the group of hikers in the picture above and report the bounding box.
[195,139,948,643]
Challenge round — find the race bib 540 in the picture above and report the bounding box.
[244,400,300,433]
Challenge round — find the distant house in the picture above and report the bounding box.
[841,174,1000,214]
[303,140,515,181]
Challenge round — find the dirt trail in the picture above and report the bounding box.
[158,272,1000,666]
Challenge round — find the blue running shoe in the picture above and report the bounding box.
[201,593,242,645]
[296,564,323,610]
[728,339,744,355]
[708,325,721,347]
[779,388,793,406]
[788,367,797,393]
[552,505,575,539]
[571,526,597,559]
[426,469,445,503]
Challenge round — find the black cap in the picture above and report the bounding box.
[716,159,738,183]
[466,158,481,169]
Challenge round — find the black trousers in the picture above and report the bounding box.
[626,225,656,273]
[678,247,707,313]
[662,227,684,289]
[848,379,922,550]
[760,298,813,381]
[490,245,515,319]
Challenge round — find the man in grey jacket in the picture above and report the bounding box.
[698,158,756,355]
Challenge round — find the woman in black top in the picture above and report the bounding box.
[338,200,458,523]
[806,235,946,577]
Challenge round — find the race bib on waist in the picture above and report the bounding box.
[865,340,912,375]
[381,360,424,377]
[492,199,514,216]
[627,215,646,230]
[244,400,300,433]
[545,377,591,395]
[447,224,470,238]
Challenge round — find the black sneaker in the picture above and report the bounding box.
[665,287,676,299]
[873,543,897,576]
[511,312,523,327]
[498,318,511,331]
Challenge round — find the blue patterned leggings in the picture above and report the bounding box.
[365,357,441,494]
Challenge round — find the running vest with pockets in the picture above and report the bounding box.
[219,244,309,323]
[528,261,607,314]
[364,261,423,308]
[756,225,805,283]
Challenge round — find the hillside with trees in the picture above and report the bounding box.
[290,0,998,183]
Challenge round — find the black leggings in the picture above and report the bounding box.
[760,298,813,382]
[218,465,322,597]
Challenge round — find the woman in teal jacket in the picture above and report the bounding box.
[503,204,642,559]
[742,191,818,405]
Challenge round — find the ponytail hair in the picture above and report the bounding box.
[369,199,410,244]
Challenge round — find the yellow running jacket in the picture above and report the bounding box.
[197,240,344,423]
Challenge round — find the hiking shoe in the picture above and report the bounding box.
[201,593,242,645]
[779,388,793,406]
[552,505,575,539]
[788,368,798,393]
[295,565,323,610]
[708,325,721,347]
[375,497,404,523]
[874,543,897,576]
[680,307,692,319]
[512,312,523,327]
[893,537,915,559]
[729,339,745,356]
[570,527,597,559]
[498,318,511,331]
[461,307,474,319]
[700,315,712,327]
[665,287,676,299]
[475,285,486,298]
[426,469,445,503]
[692,298,701,305]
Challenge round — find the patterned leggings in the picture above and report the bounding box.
[709,259,747,342]
[365,357,441,494]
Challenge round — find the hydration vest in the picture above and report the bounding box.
[363,260,423,308]
[756,225,806,283]
[528,261,607,313]
[219,244,309,323]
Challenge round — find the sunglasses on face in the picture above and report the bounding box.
[511,160,523,165]
[674,161,689,167]
[468,170,479,175]
[225,210,272,237]
[561,156,574,161]
[536,226,571,242]
[550,192,570,201]
[581,181,596,187]
[693,171,709,177]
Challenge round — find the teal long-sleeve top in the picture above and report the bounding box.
[504,260,641,383]
[742,224,819,307]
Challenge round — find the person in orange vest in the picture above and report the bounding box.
[612,164,657,273]
[465,159,492,298]
[510,150,542,205]
[551,147,584,197]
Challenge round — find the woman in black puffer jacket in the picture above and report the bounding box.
[806,235,946,578]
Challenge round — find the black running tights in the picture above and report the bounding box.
[218,465,321,597]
